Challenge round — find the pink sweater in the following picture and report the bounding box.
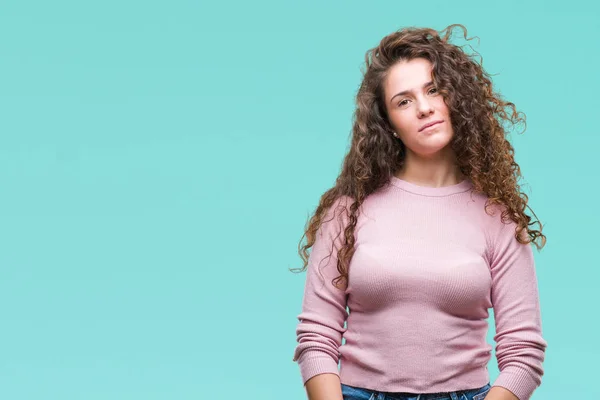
[292,176,547,400]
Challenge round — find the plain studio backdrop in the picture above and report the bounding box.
[0,0,597,399]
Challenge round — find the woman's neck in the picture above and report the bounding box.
[395,151,465,188]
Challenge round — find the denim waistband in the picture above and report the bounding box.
[340,382,492,400]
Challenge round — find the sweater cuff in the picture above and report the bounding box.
[492,368,539,400]
[296,351,340,386]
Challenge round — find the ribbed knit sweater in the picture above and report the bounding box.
[292,176,547,400]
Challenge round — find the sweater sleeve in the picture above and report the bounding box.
[488,218,548,400]
[291,196,351,385]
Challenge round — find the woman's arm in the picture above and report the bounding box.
[305,373,344,400]
[487,218,548,400]
[292,197,352,394]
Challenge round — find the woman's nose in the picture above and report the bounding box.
[417,101,434,116]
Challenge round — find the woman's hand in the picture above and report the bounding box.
[484,386,519,400]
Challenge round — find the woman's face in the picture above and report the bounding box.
[383,58,454,157]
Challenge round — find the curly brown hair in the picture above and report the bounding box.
[289,24,546,291]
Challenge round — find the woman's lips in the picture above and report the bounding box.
[420,120,443,132]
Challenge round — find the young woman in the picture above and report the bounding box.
[290,24,547,400]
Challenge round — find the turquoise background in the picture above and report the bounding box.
[0,0,597,398]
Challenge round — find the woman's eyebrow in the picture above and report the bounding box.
[390,81,434,103]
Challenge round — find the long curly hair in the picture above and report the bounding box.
[289,24,547,291]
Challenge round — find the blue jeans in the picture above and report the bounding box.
[340,382,492,400]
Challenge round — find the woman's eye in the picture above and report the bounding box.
[398,88,438,107]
